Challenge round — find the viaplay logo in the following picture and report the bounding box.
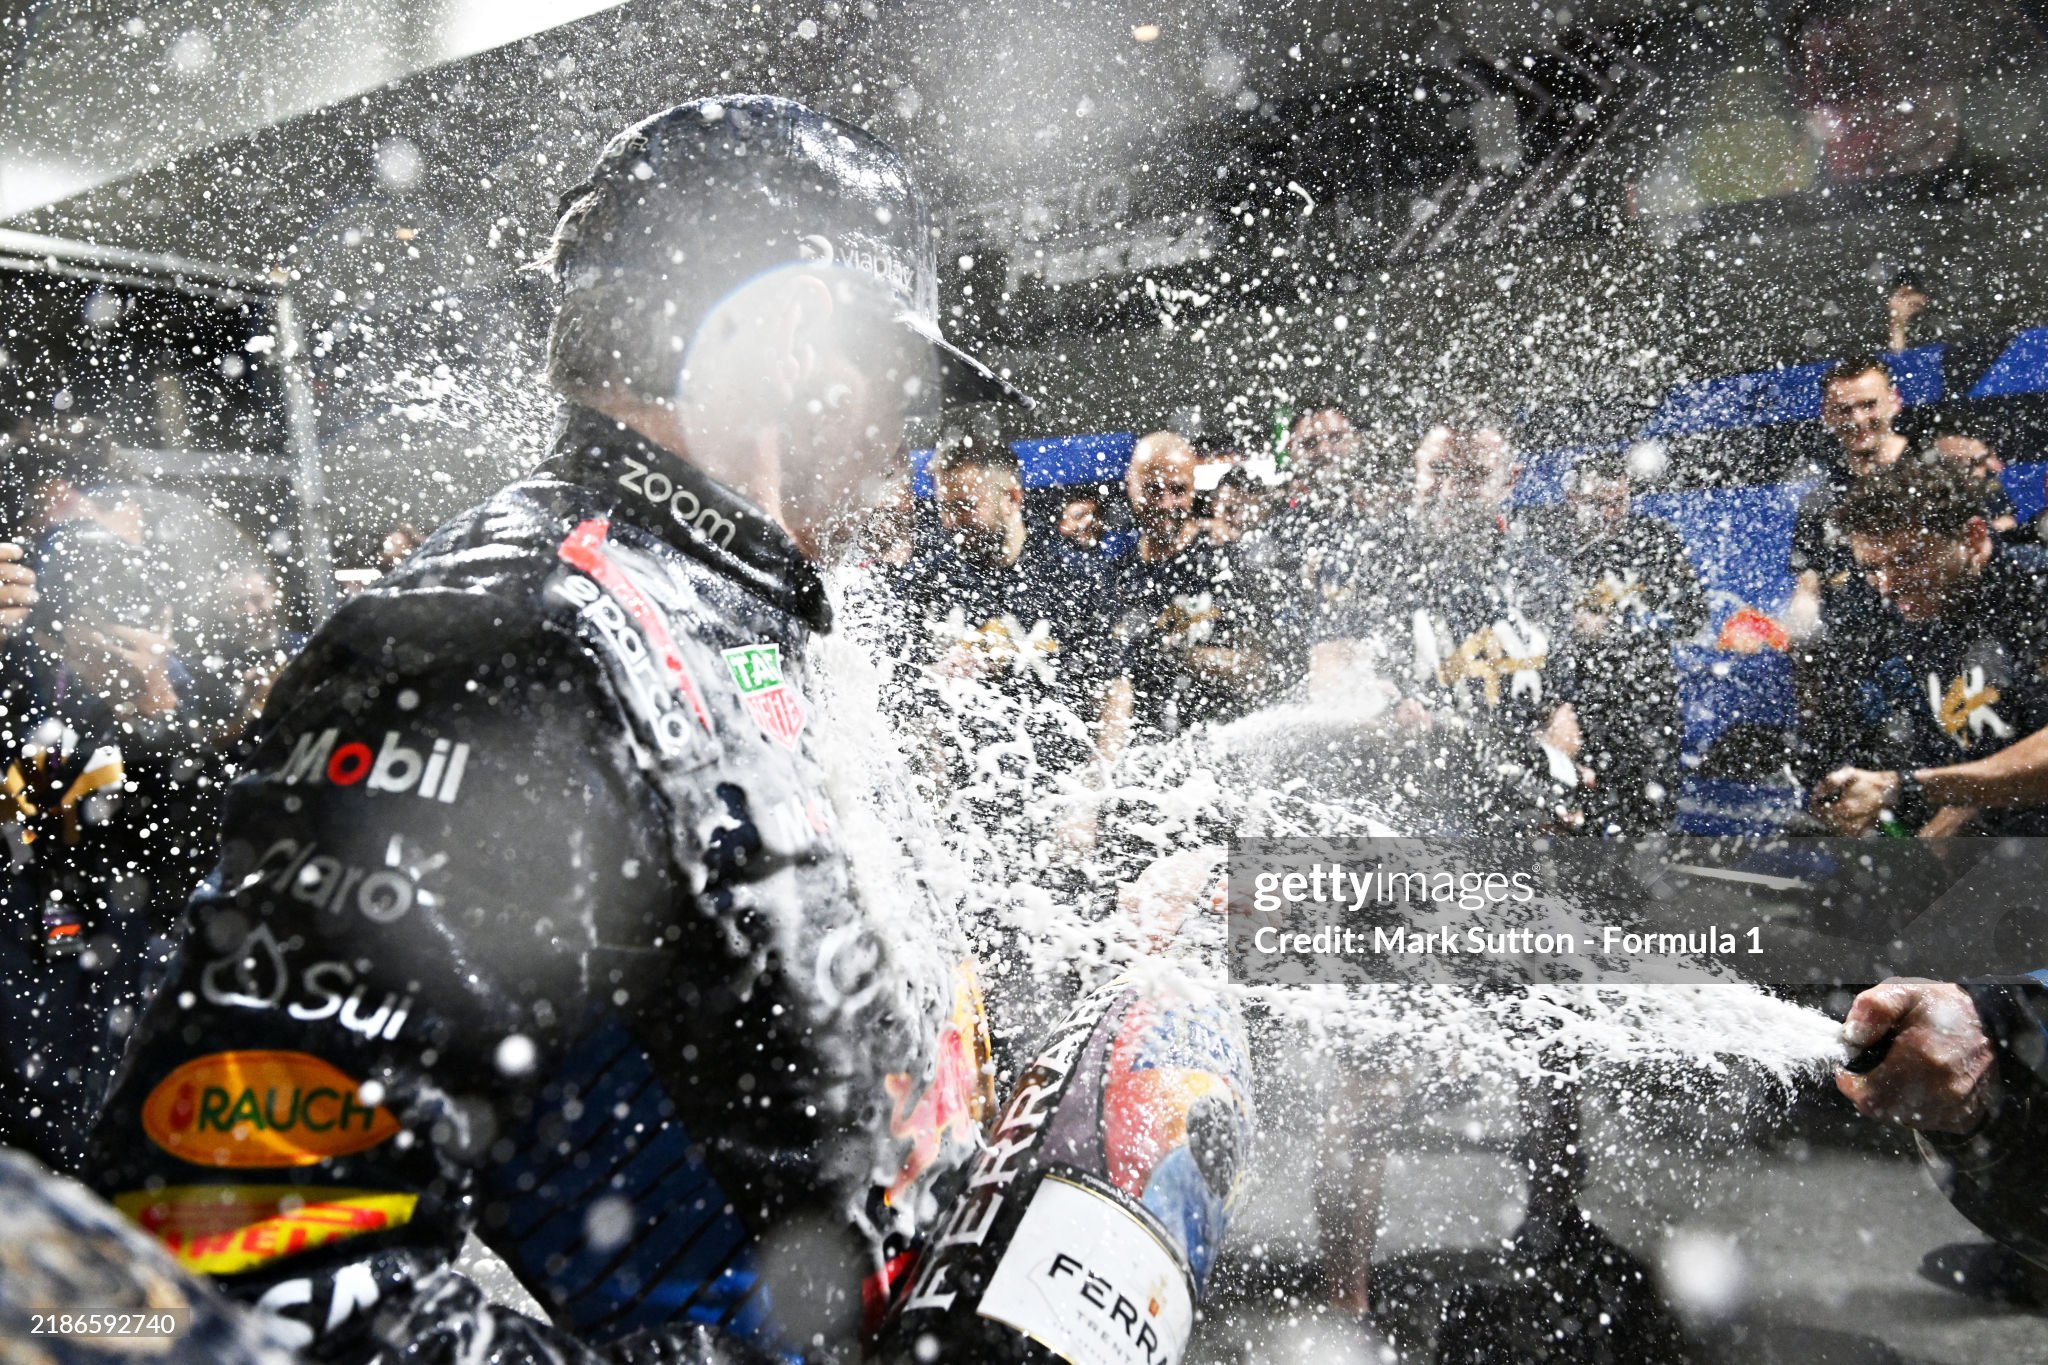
[277,729,469,803]
[141,1051,400,1169]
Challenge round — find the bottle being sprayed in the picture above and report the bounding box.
[879,977,1253,1365]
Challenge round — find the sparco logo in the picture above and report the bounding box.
[278,730,469,803]
[618,456,737,549]
[559,573,696,757]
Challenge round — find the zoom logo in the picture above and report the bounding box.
[618,456,738,549]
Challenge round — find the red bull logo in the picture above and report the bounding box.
[884,962,993,1206]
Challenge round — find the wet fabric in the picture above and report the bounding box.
[1306,520,1582,832]
[1789,468,1897,782]
[1323,522,1577,731]
[1920,972,2048,1266]
[87,406,991,1362]
[0,629,223,1173]
[1248,499,1409,682]
[1528,510,1707,834]
[898,532,1116,772]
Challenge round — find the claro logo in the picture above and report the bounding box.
[278,729,469,803]
[141,1051,400,1168]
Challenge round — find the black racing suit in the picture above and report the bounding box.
[88,407,1252,1363]
[1918,973,2048,1265]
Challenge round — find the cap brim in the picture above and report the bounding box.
[898,312,1035,409]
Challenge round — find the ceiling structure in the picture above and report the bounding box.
[4,0,2046,543]
[0,0,624,216]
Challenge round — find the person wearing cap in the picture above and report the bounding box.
[85,97,1252,1364]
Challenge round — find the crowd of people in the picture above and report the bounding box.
[0,421,280,1169]
[872,350,2048,1313]
[3,90,2048,1362]
[874,348,2048,855]
[885,396,1706,844]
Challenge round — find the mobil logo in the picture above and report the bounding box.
[278,729,469,803]
[142,1051,400,1169]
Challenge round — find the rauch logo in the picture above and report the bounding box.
[141,1051,400,1168]
[278,729,469,803]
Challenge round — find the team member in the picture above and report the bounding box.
[1308,419,1582,832]
[1,526,213,1173]
[88,96,1252,1364]
[1787,358,1909,776]
[1837,973,2048,1299]
[1099,431,1273,753]
[1927,423,2021,538]
[1810,459,2048,836]
[1786,357,1911,639]
[1534,448,1706,833]
[900,427,1114,781]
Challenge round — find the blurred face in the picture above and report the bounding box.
[934,461,1021,560]
[379,527,423,569]
[1414,425,1518,538]
[1568,473,1630,535]
[1126,445,1198,541]
[1057,496,1101,548]
[1288,408,1357,478]
[1820,372,1901,466]
[681,266,933,561]
[1932,433,2002,481]
[1211,482,1258,538]
[1851,523,1987,622]
[228,569,279,622]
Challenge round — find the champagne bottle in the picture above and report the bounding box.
[878,978,1249,1365]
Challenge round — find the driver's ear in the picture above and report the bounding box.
[770,272,839,401]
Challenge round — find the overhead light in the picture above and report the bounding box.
[1131,23,1161,42]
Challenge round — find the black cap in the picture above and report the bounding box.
[552,95,1030,409]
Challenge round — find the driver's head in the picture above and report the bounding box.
[544,96,1026,553]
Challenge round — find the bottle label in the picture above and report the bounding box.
[977,1171,1195,1365]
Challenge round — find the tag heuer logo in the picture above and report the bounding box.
[723,644,807,749]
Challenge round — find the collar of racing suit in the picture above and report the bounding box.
[541,404,835,633]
